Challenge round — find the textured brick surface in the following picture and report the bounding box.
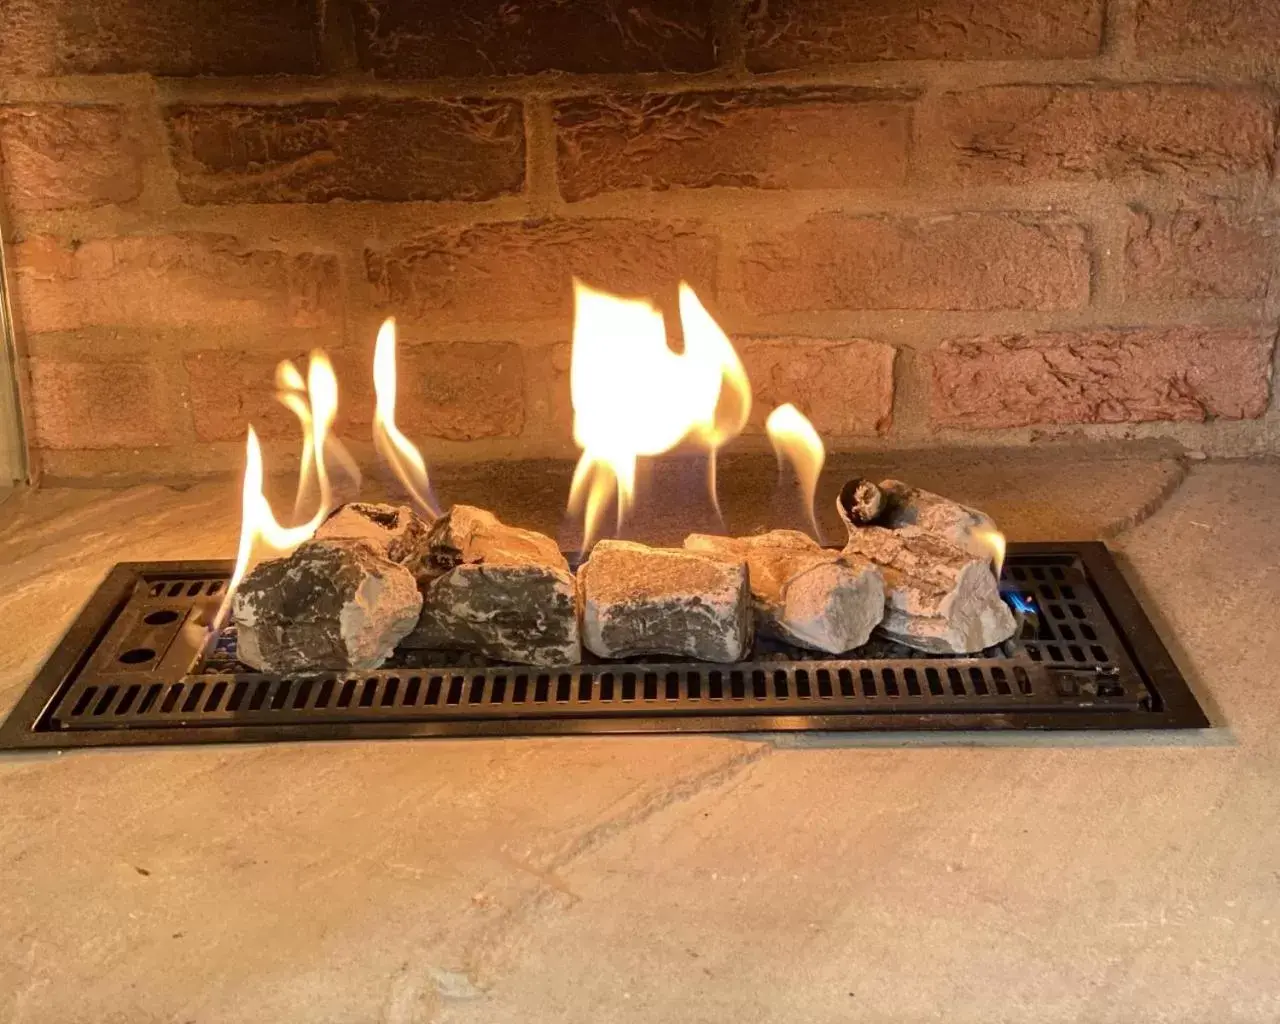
[184,343,525,444]
[555,88,910,201]
[741,339,896,437]
[931,328,1275,428]
[5,0,1277,463]
[167,100,524,205]
[11,235,342,334]
[522,343,574,442]
[745,0,1103,70]
[366,219,718,323]
[0,0,317,77]
[1125,202,1278,302]
[0,0,52,76]
[1136,0,1280,53]
[27,358,187,450]
[352,0,716,78]
[398,342,526,441]
[0,105,141,211]
[930,85,1274,184]
[183,350,306,445]
[739,213,1089,313]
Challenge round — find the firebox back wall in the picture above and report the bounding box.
[1,0,1277,480]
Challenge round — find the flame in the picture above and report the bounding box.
[974,526,1007,579]
[211,427,328,632]
[307,351,338,502]
[678,283,751,513]
[765,403,825,540]
[274,360,314,520]
[210,352,353,633]
[372,317,438,518]
[275,353,362,513]
[567,280,751,549]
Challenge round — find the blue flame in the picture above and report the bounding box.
[1006,592,1036,615]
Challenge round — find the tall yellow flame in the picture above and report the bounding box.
[211,352,351,633]
[275,353,362,516]
[567,280,752,549]
[372,317,438,518]
[679,283,751,515]
[211,427,330,632]
[274,360,314,520]
[765,403,825,540]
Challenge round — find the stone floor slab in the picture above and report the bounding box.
[0,453,1276,1023]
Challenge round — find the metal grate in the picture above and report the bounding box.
[0,543,1208,749]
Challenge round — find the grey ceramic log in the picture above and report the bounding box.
[315,502,433,579]
[403,505,580,666]
[684,530,884,654]
[843,525,1015,654]
[233,539,423,672]
[578,540,752,662]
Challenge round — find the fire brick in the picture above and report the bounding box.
[555,87,911,201]
[931,328,1275,428]
[744,0,1103,70]
[738,213,1089,313]
[926,85,1274,184]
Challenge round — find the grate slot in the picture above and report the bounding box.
[137,684,162,714]
[816,669,833,698]
[838,669,854,697]
[71,687,97,717]
[181,684,205,714]
[92,686,118,717]
[117,684,141,715]
[795,670,811,699]
[665,672,680,700]
[882,669,899,697]
[860,669,876,697]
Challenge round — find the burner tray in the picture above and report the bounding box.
[0,542,1208,749]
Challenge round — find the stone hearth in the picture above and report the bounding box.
[1,447,1277,1023]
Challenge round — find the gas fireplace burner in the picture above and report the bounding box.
[0,542,1206,750]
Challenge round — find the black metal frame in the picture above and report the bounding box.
[0,542,1209,750]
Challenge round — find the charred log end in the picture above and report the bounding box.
[837,478,888,528]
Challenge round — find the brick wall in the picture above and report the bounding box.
[1,0,1278,480]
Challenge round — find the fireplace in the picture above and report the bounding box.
[0,0,1259,747]
[0,0,1264,750]
[6,5,1280,1022]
